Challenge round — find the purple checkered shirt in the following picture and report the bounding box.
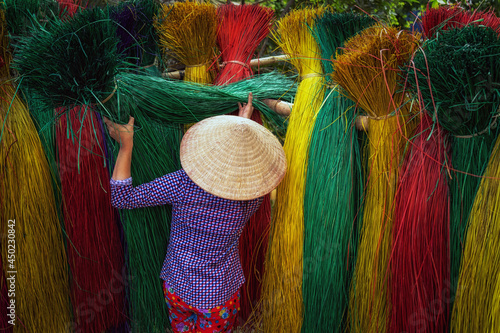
[110,169,262,309]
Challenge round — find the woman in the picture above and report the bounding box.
[105,94,286,332]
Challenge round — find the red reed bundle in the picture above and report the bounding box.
[56,0,85,18]
[214,3,274,324]
[214,3,273,85]
[421,5,468,38]
[422,5,500,38]
[469,10,500,33]
[390,113,451,333]
[56,106,126,332]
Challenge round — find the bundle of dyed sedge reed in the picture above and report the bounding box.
[411,25,500,306]
[105,111,181,333]
[261,7,325,333]
[108,72,294,130]
[332,25,419,333]
[13,8,127,332]
[110,1,180,330]
[155,1,217,83]
[421,5,500,39]
[0,8,72,332]
[3,0,59,39]
[302,11,375,333]
[214,3,273,85]
[213,3,274,325]
[390,112,451,333]
[410,24,500,333]
[451,132,500,333]
[111,0,162,68]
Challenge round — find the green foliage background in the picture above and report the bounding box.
[255,0,500,27]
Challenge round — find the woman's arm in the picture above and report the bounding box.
[104,116,186,209]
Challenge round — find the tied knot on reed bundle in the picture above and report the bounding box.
[410,25,500,137]
[333,25,420,119]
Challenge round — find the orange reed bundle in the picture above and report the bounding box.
[332,25,420,332]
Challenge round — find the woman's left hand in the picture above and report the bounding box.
[104,116,135,149]
[238,92,254,119]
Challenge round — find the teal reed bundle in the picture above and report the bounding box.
[3,0,59,40]
[302,11,374,333]
[410,25,500,304]
[13,7,119,108]
[102,72,294,140]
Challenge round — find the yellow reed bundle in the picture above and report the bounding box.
[493,276,500,332]
[0,82,72,332]
[260,7,325,333]
[155,1,217,83]
[0,10,71,331]
[451,135,500,332]
[332,25,419,333]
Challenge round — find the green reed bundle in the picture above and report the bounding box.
[3,0,59,39]
[302,11,374,333]
[410,25,500,303]
[104,110,182,333]
[13,7,119,108]
[102,71,293,140]
[108,4,183,327]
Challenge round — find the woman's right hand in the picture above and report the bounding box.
[104,116,135,148]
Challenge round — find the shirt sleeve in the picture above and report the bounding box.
[110,170,186,209]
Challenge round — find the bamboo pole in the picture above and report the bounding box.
[163,54,290,79]
[261,99,370,130]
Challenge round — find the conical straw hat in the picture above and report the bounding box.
[180,115,287,200]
